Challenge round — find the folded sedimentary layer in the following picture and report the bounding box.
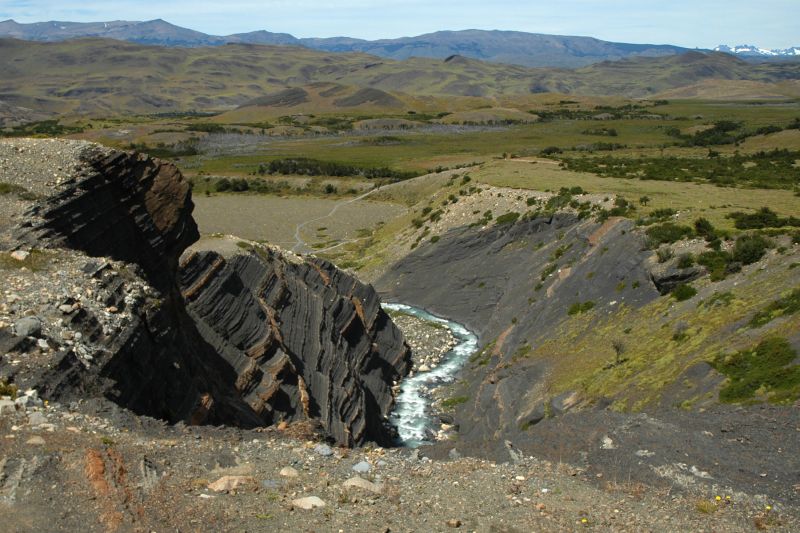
[180,247,411,446]
[3,142,409,446]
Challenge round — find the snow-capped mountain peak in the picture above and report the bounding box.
[715,44,800,57]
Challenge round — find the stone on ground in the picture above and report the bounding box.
[343,476,383,494]
[207,475,253,492]
[279,466,299,477]
[292,496,326,510]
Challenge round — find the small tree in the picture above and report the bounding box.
[612,340,626,365]
[639,195,651,206]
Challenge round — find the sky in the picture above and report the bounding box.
[1,0,798,49]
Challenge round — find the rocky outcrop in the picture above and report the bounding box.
[1,141,409,445]
[377,214,661,454]
[15,149,198,290]
[180,247,410,446]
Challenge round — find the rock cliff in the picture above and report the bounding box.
[180,247,410,445]
[0,140,409,445]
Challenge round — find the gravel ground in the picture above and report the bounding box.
[0,138,102,196]
[1,399,795,533]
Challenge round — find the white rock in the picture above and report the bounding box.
[279,466,299,478]
[313,443,334,457]
[292,496,326,510]
[601,436,617,450]
[352,461,371,474]
[10,250,29,261]
[207,475,253,492]
[343,476,383,494]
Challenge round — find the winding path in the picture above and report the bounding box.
[290,185,384,253]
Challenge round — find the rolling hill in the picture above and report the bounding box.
[0,38,798,117]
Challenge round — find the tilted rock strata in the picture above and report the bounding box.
[15,148,198,290]
[1,141,409,445]
[180,248,411,446]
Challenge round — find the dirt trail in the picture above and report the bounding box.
[291,187,382,253]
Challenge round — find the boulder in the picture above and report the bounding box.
[13,317,41,338]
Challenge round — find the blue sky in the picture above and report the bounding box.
[1,0,798,48]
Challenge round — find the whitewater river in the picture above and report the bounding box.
[383,303,479,448]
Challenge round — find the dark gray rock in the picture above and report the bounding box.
[179,248,411,446]
[13,317,41,338]
[649,264,705,294]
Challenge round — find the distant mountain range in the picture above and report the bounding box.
[2,36,798,117]
[0,18,694,68]
[714,44,800,58]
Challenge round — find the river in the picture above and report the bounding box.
[383,303,479,448]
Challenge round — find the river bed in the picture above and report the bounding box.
[383,303,479,448]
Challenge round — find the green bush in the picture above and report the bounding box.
[672,284,697,301]
[694,217,716,240]
[215,178,232,192]
[568,301,595,315]
[677,253,695,269]
[656,247,674,263]
[495,212,520,225]
[732,234,772,265]
[713,337,800,403]
[728,207,800,230]
[645,223,693,247]
[441,396,469,408]
[540,146,562,155]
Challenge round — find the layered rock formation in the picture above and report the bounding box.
[180,248,410,445]
[1,140,409,445]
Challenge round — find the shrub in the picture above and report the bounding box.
[215,178,232,192]
[713,337,800,403]
[677,253,695,269]
[728,207,800,230]
[540,263,558,280]
[732,234,772,265]
[697,250,734,281]
[672,284,697,301]
[230,178,249,192]
[568,301,595,315]
[441,396,469,408]
[638,208,676,226]
[540,146,562,155]
[656,247,674,263]
[645,223,693,247]
[495,212,520,225]
[694,217,716,241]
